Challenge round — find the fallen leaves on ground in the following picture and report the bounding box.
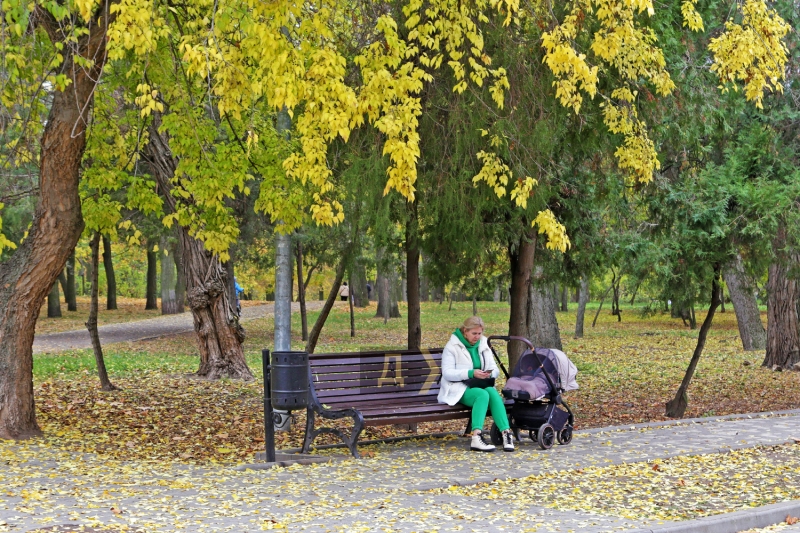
[438,444,800,521]
[30,302,800,464]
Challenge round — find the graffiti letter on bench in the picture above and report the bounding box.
[377,354,404,387]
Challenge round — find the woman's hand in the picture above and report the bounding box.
[474,369,491,379]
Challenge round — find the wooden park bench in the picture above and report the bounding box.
[300,348,512,458]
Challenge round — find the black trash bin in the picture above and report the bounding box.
[270,350,310,409]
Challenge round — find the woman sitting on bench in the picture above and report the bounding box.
[438,316,514,452]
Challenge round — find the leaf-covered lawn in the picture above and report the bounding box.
[30,301,800,464]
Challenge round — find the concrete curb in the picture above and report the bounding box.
[627,499,800,533]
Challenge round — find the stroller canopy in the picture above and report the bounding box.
[510,348,579,393]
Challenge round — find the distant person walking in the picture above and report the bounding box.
[366,282,372,301]
[338,282,349,302]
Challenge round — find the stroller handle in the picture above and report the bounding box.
[486,336,537,380]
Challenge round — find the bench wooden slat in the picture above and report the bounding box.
[311,361,439,376]
[309,352,442,366]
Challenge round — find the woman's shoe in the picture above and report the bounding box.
[470,432,496,452]
[502,430,515,452]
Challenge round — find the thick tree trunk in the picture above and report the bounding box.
[507,230,537,367]
[350,259,369,308]
[763,227,800,370]
[102,236,117,310]
[527,266,563,350]
[666,268,722,418]
[723,253,766,351]
[145,247,159,310]
[160,236,180,315]
[375,250,401,319]
[560,285,568,312]
[0,3,111,439]
[222,247,238,315]
[87,233,117,391]
[144,114,252,380]
[295,241,308,341]
[65,251,77,311]
[47,282,62,318]
[406,202,421,350]
[575,276,589,338]
[306,257,348,353]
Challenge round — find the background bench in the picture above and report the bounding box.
[302,348,480,457]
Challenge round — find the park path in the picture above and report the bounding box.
[32,301,324,354]
[2,409,800,533]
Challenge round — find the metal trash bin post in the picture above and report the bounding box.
[262,349,310,463]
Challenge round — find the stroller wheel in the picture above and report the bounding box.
[489,423,503,446]
[557,426,573,445]
[528,430,537,442]
[537,424,555,450]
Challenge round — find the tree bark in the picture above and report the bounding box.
[65,251,77,311]
[350,259,369,308]
[507,230,537,367]
[295,241,308,341]
[375,250,401,319]
[47,281,62,318]
[348,272,356,338]
[0,2,112,439]
[87,233,117,391]
[406,201,421,350]
[592,285,613,327]
[306,256,348,353]
[144,114,252,380]
[172,235,186,313]
[575,276,589,338]
[527,266,563,350]
[666,267,722,418]
[160,236,180,315]
[560,285,568,312]
[723,253,766,351]
[763,226,800,370]
[145,247,159,310]
[102,236,117,310]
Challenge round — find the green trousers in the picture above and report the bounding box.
[459,387,510,432]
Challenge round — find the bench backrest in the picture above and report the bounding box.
[309,348,445,407]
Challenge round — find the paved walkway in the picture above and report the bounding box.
[1,410,799,533]
[32,302,323,354]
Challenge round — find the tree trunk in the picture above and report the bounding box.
[560,285,568,312]
[306,256,348,353]
[65,251,77,311]
[592,285,613,327]
[382,275,391,323]
[222,246,238,315]
[102,236,117,310]
[507,230,537,367]
[295,241,309,341]
[666,268,722,418]
[472,295,478,316]
[350,259,369,308]
[575,276,589,338]
[173,235,186,313]
[145,247,159,310]
[0,3,112,439]
[406,202,421,350]
[87,233,117,391]
[47,281,62,318]
[348,273,356,338]
[160,236,180,315]
[58,271,67,304]
[724,253,766,351]
[763,226,800,370]
[527,266,563,350]
[375,253,401,319]
[144,114,252,380]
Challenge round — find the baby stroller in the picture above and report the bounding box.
[486,336,577,450]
